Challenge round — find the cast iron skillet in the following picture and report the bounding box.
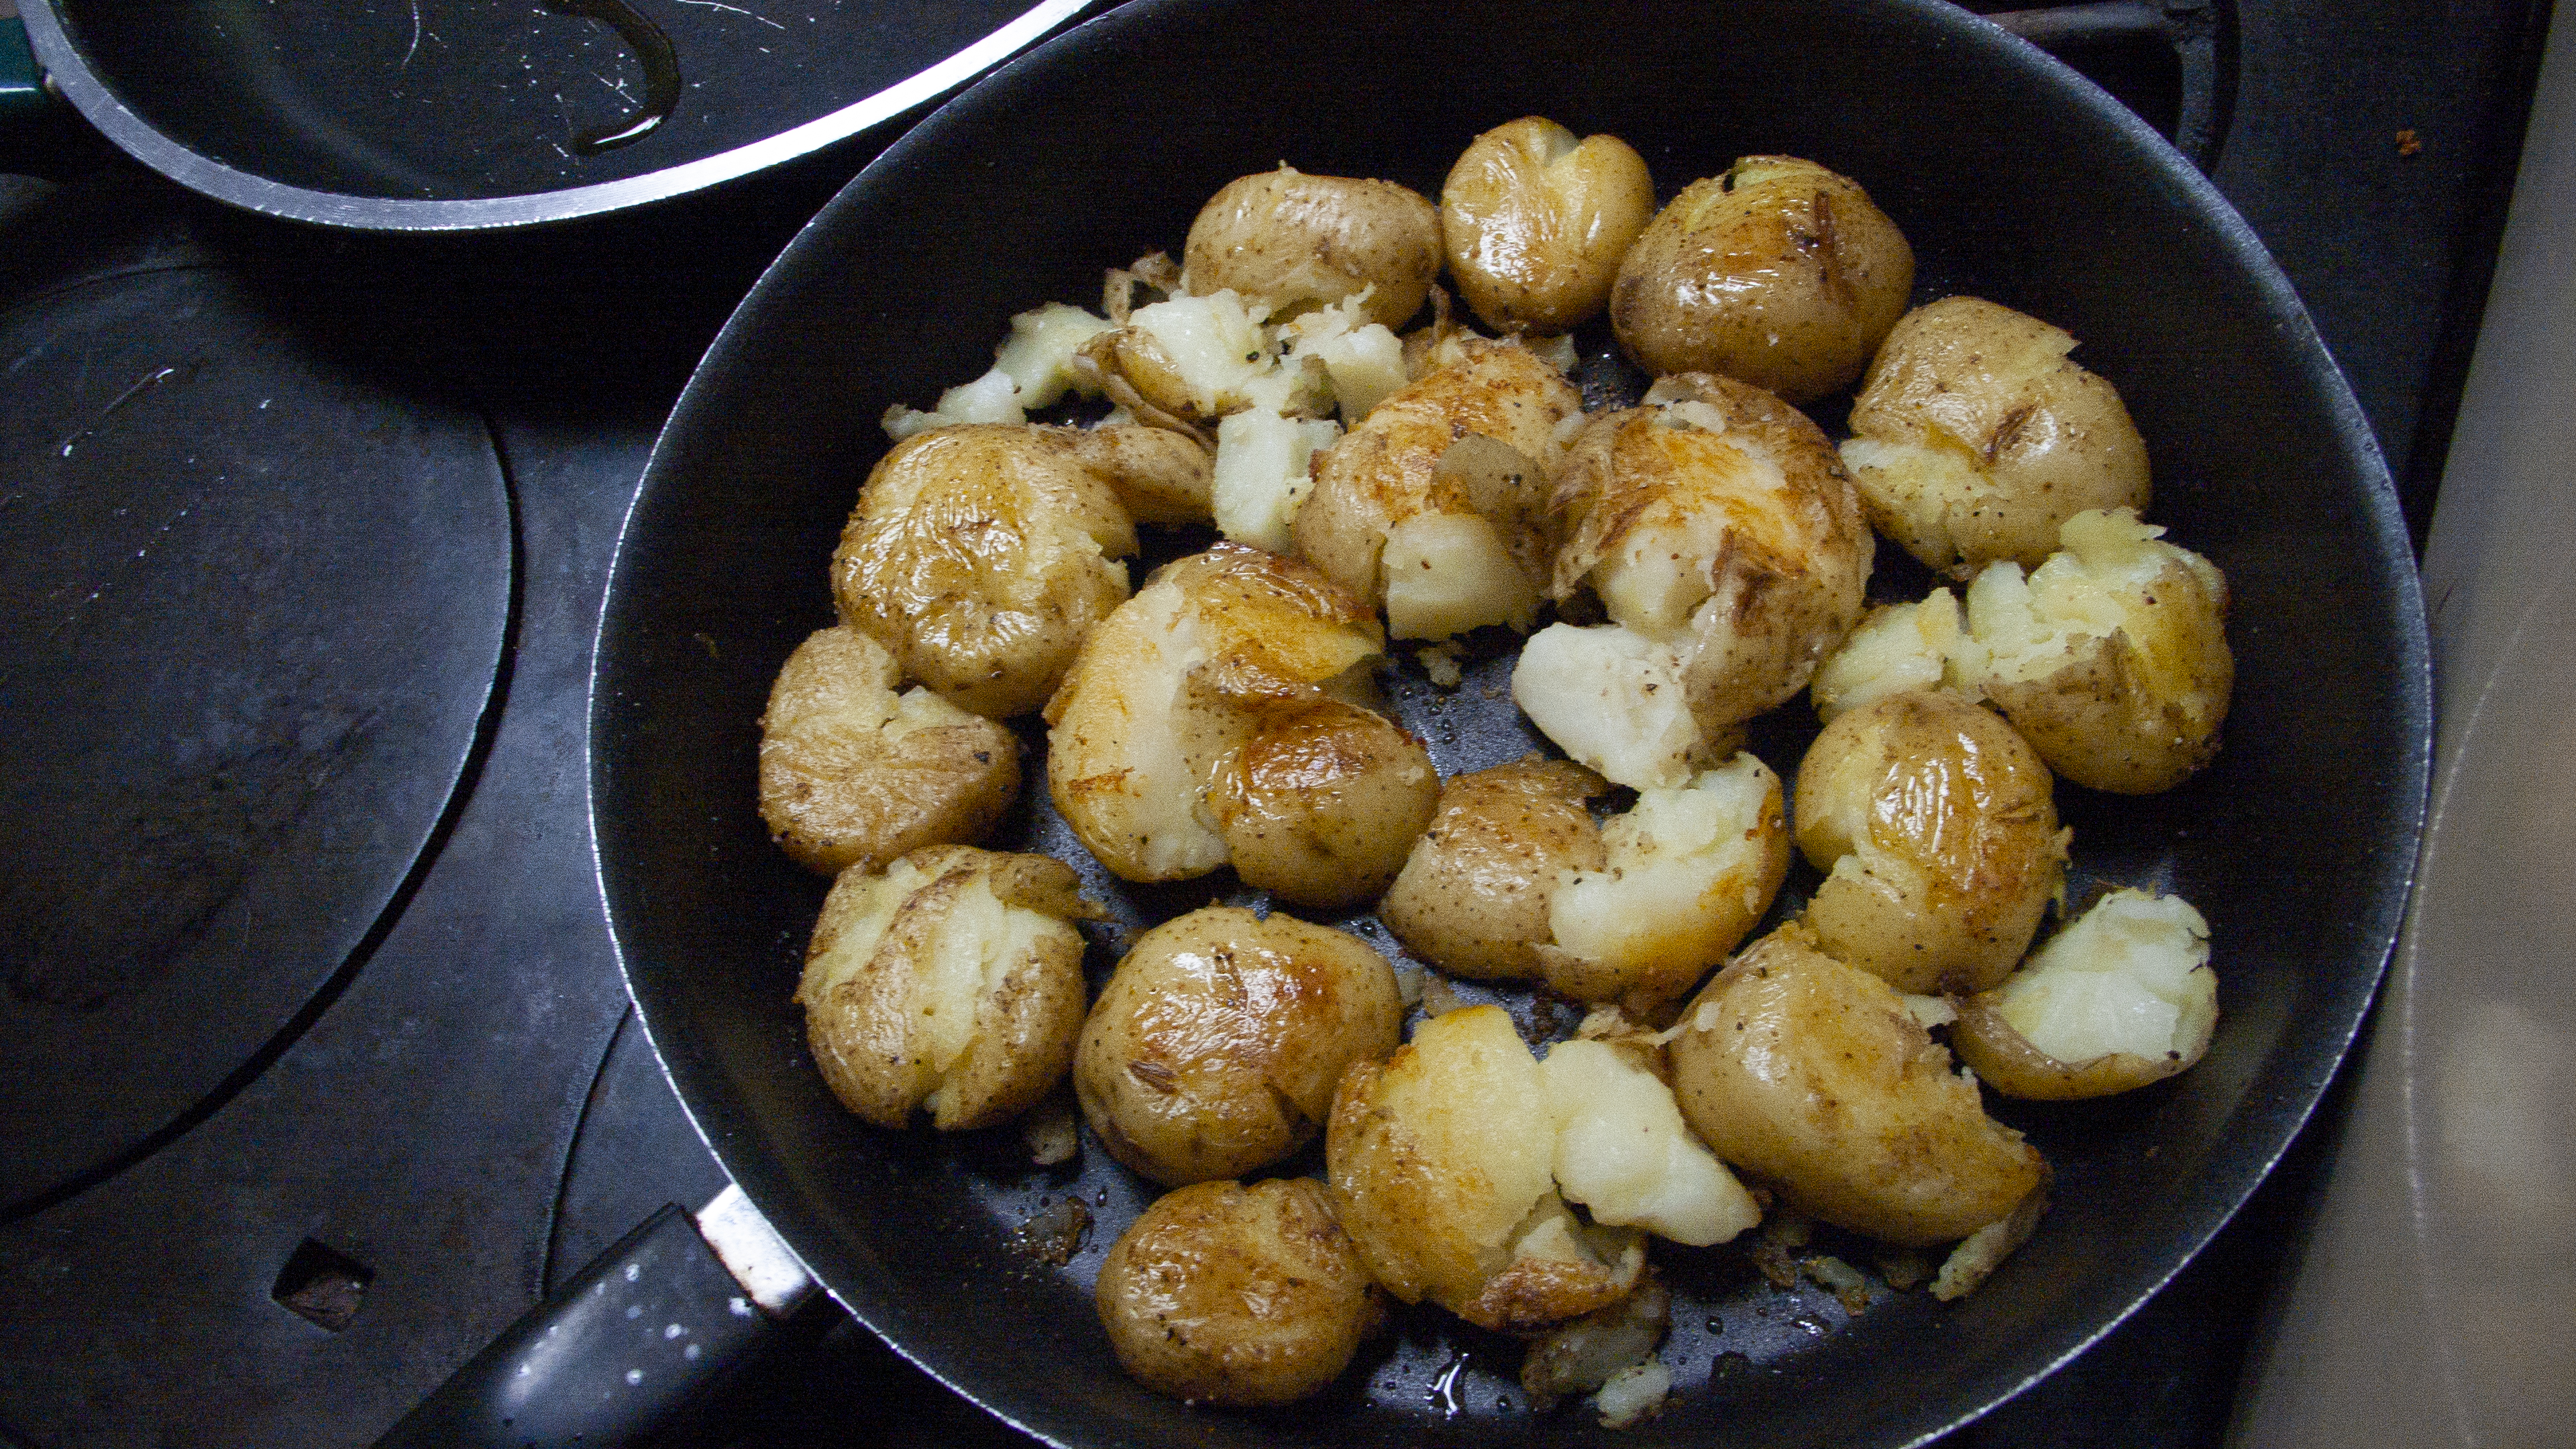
[592,1,2432,1444]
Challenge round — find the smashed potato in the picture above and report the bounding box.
[1210,700,1439,910]
[1183,166,1443,330]
[1539,1038,1762,1246]
[1075,906,1403,1185]
[1441,117,1657,335]
[757,625,1020,875]
[1379,756,1609,983]
[1952,889,2217,1099]
[797,847,1101,1132]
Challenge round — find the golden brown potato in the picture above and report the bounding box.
[1379,756,1609,983]
[1666,924,2049,1245]
[1957,508,2233,794]
[1183,167,1443,330]
[1293,338,1584,641]
[1842,297,2151,577]
[1794,689,2069,995]
[1209,700,1440,910]
[796,847,1102,1132]
[1950,889,2218,1099]
[832,425,1142,718]
[1441,117,1656,335]
[1042,421,1217,527]
[1095,1177,1384,1407]
[757,625,1020,875]
[1515,373,1873,785]
[1327,1006,1645,1332]
[1610,156,1915,403]
[1075,906,1403,1185]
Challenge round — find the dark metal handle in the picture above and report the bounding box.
[376,1203,780,1448]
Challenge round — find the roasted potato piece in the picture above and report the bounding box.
[1666,924,2049,1246]
[1957,508,2233,794]
[1210,700,1439,910]
[1841,297,2151,577]
[1952,889,2218,1099]
[1075,906,1403,1185]
[1183,166,1442,330]
[1539,1038,1762,1246]
[1380,756,1609,983]
[1096,1177,1385,1407]
[1074,287,1335,433]
[1610,156,1915,403]
[1795,689,2069,995]
[1515,374,1873,784]
[1293,338,1583,641]
[1809,590,1966,723]
[1441,117,1656,335]
[757,625,1021,875]
[833,424,1146,718]
[797,847,1101,1132]
[1328,1006,1645,1332]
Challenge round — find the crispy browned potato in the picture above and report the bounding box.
[1075,906,1403,1185]
[1209,700,1440,910]
[757,625,1020,875]
[1380,756,1610,983]
[796,847,1102,1132]
[1842,297,2151,577]
[1794,689,2070,995]
[1095,1177,1385,1407]
[1666,924,2049,1245]
[1183,167,1443,330]
[1441,118,1656,335]
[1951,889,2218,1099]
[1610,156,1915,403]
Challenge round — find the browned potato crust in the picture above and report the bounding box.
[1379,757,1610,982]
[1183,168,1442,329]
[1441,117,1657,335]
[757,625,1021,875]
[1210,700,1439,911]
[1095,1178,1384,1407]
[1075,906,1403,1185]
[1040,421,1216,527]
[1666,924,2047,1244]
[1610,157,1915,403]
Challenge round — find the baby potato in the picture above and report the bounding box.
[1951,889,2218,1099]
[1610,156,1915,403]
[1095,1177,1385,1407]
[1293,337,1584,641]
[1841,297,2151,577]
[1183,166,1443,330]
[1328,1006,1645,1332]
[1795,689,2070,995]
[832,424,1143,718]
[1441,117,1656,335]
[1076,906,1403,1185]
[1380,756,1610,983]
[797,846,1102,1132]
[1209,700,1439,911]
[757,625,1020,875]
[1666,924,2048,1245]
[1957,508,2234,794]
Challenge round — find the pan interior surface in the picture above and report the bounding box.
[591,1,2430,1445]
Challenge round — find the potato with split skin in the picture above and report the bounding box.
[797,846,1102,1132]
[1076,906,1403,1185]
[1952,889,2218,1099]
[1209,700,1439,911]
[1666,923,2049,1246]
[1096,1177,1385,1407]
[1841,296,2151,578]
[1611,156,1915,403]
[1795,688,2070,996]
[1183,166,1443,330]
[1442,117,1657,335]
[1379,756,1610,984]
[757,625,1020,875]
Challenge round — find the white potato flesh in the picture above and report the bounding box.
[994,301,1115,409]
[1278,299,1410,421]
[1511,623,1703,789]
[1993,890,2215,1065]
[1538,1039,1762,1246]
[1809,591,1965,722]
[1128,289,1277,413]
[1594,1359,1673,1430]
[1212,407,1340,551]
[1382,510,1540,640]
[883,366,1026,440]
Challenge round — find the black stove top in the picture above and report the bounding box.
[0,2,2550,1443]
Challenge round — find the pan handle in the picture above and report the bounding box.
[376,1187,816,1448]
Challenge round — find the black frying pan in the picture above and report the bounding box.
[589,1,2432,1444]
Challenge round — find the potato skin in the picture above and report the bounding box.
[1379,757,1609,982]
[1075,906,1403,1186]
[757,625,1021,875]
[834,425,1138,718]
[1611,156,1915,403]
[1794,689,2069,995]
[1184,167,1442,330]
[1441,117,1656,335]
[1095,1178,1384,1407]
[1949,996,2196,1100]
[1210,700,1439,911]
[1666,924,2047,1244]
